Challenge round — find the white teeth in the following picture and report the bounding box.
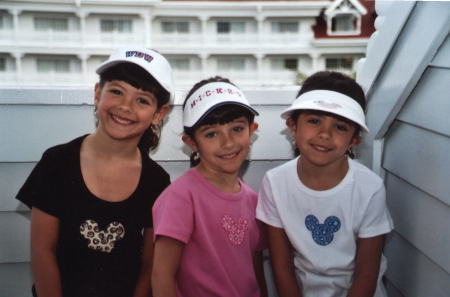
[112,114,133,125]
[221,153,238,159]
[313,145,329,152]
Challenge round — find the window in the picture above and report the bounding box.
[0,57,5,71]
[169,58,190,70]
[326,57,353,70]
[331,14,356,32]
[100,19,132,33]
[37,58,70,73]
[272,21,298,33]
[284,59,298,71]
[217,21,245,34]
[271,58,298,71]
[34,17,68,31]
[217,57,245,71]
[162,21,189,33]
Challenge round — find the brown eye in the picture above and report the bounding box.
[137,97,150,105]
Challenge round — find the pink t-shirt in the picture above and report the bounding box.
[153,168,265,297]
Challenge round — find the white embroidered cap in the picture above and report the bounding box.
[96,47,175,103]
[280,89,369,132]
[183,81,258,128]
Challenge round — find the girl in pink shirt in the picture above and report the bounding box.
[152,76,267,297]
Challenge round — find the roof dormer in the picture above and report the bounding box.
[325,0,367,36]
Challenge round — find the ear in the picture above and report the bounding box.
[349,135,361,148]
[94,83,101,108]
[285,118,297,137]
[182,134,198,152]
[249,122,258,134]
[151,104,170,126]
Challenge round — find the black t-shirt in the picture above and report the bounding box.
[17,135,170,297]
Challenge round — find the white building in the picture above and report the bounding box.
[0,0,374,90]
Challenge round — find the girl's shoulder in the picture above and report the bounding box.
[265,157,299,180]
[141,153,170,181]
[42,135,86,158]
[348,159,383,184]
[39,135,86,167]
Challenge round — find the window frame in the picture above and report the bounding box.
[100,18,132,33]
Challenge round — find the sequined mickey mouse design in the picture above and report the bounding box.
[221,215,249,246]
[80,220,125,253]
[305,215,341,246]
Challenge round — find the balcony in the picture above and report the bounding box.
[1,28,313,51]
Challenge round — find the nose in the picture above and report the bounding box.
[318,122,332,140]
[220,132,235,149]
[118,96,133,112]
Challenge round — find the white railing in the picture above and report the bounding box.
[4,29,315,49]
[153,33,203,47]
[0,69,298,88]
[16,31,83,47]
[85,32,145,47]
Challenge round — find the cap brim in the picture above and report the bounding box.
[185,102,259,128]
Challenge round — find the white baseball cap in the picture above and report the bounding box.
[96,47,175,103]
[280,89,369,133]
[183,81,258,128]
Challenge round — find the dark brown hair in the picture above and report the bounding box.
[182,76,255,167]
[290,71,366,158]
[98,62,170,153]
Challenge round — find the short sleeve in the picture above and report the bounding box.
[152,186,194,244]
[358,185,393,238]
[16,149,63,217]
[256,173,283,228]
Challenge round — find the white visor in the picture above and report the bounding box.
[96,47,174,103]
[183,82,258,128]
[281,89,369,133]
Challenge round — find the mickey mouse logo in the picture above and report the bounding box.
[80,220,125,253]
[221,215,248,246]
[305,215,341,246]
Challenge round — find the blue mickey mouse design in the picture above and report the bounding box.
[305,215,341,246]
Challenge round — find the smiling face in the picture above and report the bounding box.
[287,110,360,170]
[183,116,258,177]
[94,80,169,144]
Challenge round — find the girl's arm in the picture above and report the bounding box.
[253,251,268,297]
[30,207,62,297]
[151,236,184,297]
[266,224,303,297]
[133,228,155,297]
[347,235,385,297]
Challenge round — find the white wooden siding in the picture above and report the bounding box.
[385,173,450,274]
[385,233,450,297]
[396,67,450,137]
[384,122,449,205]
[0,263,32,297]
[357,2,450,296]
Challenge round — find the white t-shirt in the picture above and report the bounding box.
[256,157,393,297]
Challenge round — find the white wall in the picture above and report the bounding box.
[357,1,450,296]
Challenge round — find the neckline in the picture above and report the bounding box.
[294,156,353,198]
[190,167,245,201]
[76,134,144,205]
